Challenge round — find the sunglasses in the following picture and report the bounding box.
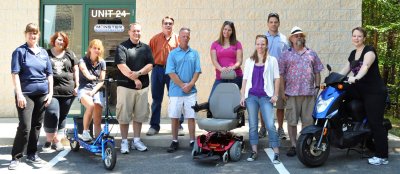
[163,22,173,26]
[268,12,279,18]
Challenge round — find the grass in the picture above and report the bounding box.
[386,114,400,137]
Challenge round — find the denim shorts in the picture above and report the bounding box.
[78,88,104,107]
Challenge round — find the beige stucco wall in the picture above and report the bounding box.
[137,0,362,117]
[0,0,361,117]
[0,0,40,117]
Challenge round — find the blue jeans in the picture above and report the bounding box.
[150,66,184,131]
[246,94,279,148]
[209,76,243,100]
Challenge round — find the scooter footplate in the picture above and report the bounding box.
[193,154,220,161]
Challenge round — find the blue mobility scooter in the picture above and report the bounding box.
[191,83,246,163]
[66,78,118,170]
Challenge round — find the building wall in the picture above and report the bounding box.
[136,0,362,117]
[0,0,40,117]
[0,0,361,117]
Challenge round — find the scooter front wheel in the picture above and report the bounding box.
[103,141,117,170]
[70,140,80,152]
[297,133,330,167]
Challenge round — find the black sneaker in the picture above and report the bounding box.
[247,151,257,162]
[273,153,281,164]
[42,142,52,152]
[167,141,179,153]
[287,146,296,157]
[26,154,45,164]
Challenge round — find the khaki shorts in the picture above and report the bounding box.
[116,86,150,124]
[285,96,315,126]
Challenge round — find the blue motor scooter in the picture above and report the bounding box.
[66,78,120,170]
[296,65,392,167]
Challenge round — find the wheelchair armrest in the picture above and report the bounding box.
[234,105,246,113]
[191,102,209,112]
[234,105,246,127]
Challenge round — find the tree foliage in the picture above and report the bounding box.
[363,0,400,117]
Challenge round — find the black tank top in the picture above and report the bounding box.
[348,45,386,94]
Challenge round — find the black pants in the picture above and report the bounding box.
[347,86,388,158]
[11,94,46,160]
[44,96,75,133]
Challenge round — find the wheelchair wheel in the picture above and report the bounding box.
[222,151,229,163]
[103,141,117,170]
[191,140,201,157]
[70,140,80,152]
[229,141,242,162]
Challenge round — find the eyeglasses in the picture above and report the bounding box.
[293,34,305,38]
[163,22,173,26]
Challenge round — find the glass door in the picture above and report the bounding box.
[42,4,83,115]
[84,5,135,113]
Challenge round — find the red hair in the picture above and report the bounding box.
[50,32,69,50]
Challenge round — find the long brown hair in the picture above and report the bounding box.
[217,21,238,45]
[250,35,268,63]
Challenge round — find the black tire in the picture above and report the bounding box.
[229,141,242,162]
[297,133,330,167]
[103,141,117,170]
[70,140,80,152]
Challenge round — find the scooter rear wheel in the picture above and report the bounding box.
[229,141,242,162]
[103,141,117,170]
[297,133,330,167]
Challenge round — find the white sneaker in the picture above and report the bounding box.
[368,156,389,165]
[81,130,93,141]
[120,140,130,154]
[131,140,148,152]
[8,160,20,170]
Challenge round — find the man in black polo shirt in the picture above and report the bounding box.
[115,23,154,154]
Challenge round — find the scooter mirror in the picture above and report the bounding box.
[327,64,332,72]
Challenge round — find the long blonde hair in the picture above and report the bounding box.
[86,39,104,61]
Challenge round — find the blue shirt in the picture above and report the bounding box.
[266,31,289,59]
[165,46,202,97]
[11,43,53,95]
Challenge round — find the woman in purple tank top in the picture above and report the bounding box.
[240,35,281,163]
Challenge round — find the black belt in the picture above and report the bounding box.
[154,64,166,68]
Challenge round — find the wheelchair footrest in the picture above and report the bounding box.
[193,154,220,161]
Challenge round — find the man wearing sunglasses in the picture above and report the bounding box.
[148,16,185,136]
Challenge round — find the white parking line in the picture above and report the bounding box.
[43,148,70,168]
[264,148,290,174]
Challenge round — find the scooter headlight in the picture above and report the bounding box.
[316,96,334,113]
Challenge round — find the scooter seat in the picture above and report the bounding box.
[197,118,238,131]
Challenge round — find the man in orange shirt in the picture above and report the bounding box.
[147,16,181,136]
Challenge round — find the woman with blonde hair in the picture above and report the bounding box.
[78,39,106,141]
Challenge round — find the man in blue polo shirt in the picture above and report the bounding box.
[165,27,201,153]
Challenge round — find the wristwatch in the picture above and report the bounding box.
[137,71,142,76]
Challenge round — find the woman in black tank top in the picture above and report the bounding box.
[339,27,388,165]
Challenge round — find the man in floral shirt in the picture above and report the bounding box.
[279,26,324,157]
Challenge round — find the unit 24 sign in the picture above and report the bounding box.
[91,9,130,18]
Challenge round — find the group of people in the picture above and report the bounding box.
[9,12,390,170]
